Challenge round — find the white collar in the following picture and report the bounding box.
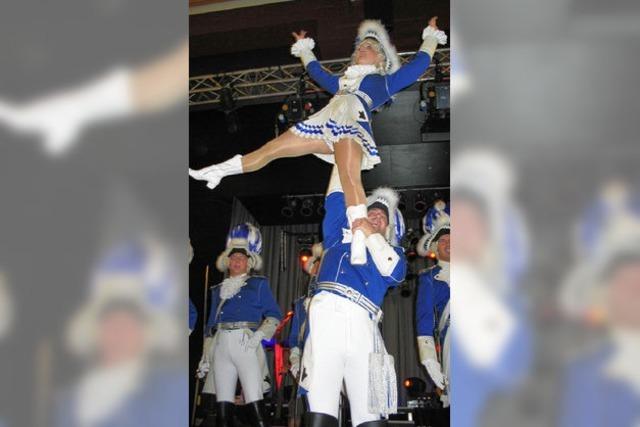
[340,64,379,91]
[220,274,247,300]
[344,64,378,79]
[435,260,450,285]
[604,329,640,394]
[75,358,144,427]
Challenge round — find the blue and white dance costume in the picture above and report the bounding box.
[199,223,282,408]
[558,184,640,427]
[560,346,640,427]
[189,298,197,334]
[300,171,407,426]
[415,201,451,401]
[203,275,282,404]
[290,21,447,170]
[416,263,450,389]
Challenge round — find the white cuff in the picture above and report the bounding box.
[346,204,368,225]
[420,27,447,58]
[365,233,400,276]
[422,26,447,45]
[291,38,317,67]
[417,335,438,362]
[257,316,280,340]
[289,346,301,365]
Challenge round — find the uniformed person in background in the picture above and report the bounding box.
[199,223,282,427]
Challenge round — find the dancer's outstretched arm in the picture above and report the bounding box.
[386,17,447,95]
[290,30,339,94]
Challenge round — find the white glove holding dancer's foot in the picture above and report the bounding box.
[0,68,133,157]
[418,336,446,390]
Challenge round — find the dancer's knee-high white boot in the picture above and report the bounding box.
[189,154,243,189]
[346,204,368,265]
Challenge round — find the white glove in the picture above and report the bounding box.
[0,68,132,157]
[290,38,316,67]
[246,330,265,351]
[440,393,450,408]
[289,347,301,379]
[196,358,210,379]
[422,26,448,45]
[423,358,446,390]
[196,336,215,378]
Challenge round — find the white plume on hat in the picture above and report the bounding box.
[216,223,264,273]
[356,20,401,74]
[417,200,451,258]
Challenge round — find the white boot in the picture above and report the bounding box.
[346,204,368,265]
[188,154,243,190]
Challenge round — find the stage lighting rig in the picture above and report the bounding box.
[281,198,298,218]
[420,82,450,142]
[300,198,314,217]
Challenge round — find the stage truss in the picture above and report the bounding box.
[189,49,450,107]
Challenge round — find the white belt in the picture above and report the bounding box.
[335,89,373,110]
[315,282,383,322]
[213,321,259,333]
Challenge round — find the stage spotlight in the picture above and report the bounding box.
[300,198,314,217]
[414,192,427,212]
[285,97,305,122]
[281,198,298,218]
[299,247,312,267]
[403,377,427,399]
[398,193,407,212]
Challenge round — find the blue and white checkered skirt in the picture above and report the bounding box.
[291,93,381,170]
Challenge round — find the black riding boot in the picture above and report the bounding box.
[216,401,236,427]
[246,400,270,427]
[198,393,217,427]
[303,412,339,427]
[357,420,388,427]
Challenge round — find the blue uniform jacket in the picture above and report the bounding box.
[306,51,432,116]
[189,298,197,331]
[316,191,407,308]
[206,276,282,335]
[55,369,186,427]
[560,346,640,427]
[287,296,309,350]
[416,265,450,340]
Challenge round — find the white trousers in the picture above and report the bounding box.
[209,329,264,403]
[303,292,380,426]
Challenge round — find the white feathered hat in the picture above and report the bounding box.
[67,237,179,357]
[560,182,640,319]
[355,20,401,74]
[367,187,405,246]
[417,200,451,258]
[216,223,263,273]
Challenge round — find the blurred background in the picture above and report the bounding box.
[0,0,187,426]
[452,0,640,425]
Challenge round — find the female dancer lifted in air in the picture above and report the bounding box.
[190,17,447,265]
